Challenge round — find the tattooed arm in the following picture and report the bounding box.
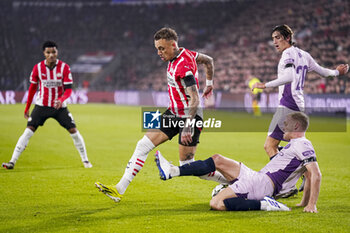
[181,84,200,145]
[196,53,214,99]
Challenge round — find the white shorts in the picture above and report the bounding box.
[268,105,299,141]
[229,163,274,200]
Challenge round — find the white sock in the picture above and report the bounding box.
[179,158,194,166]
[70,131,89,162]
[170,166,180,177]
[116,135,155,194]
[180,158,228,184]
[10,128,34,164]
[260,200,268,210]
[199,170,228,184]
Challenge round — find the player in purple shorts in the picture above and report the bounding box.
[155,112,322,213]
[251,24,349,159]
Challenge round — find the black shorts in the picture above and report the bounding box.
[27,105,76,130]
[160,109,203,146]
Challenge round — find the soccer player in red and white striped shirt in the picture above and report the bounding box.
[96,28,227,202]
[2,41,92,169]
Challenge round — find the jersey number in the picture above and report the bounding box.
[296,65,308,90]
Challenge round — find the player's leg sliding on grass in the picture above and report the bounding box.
[178,145,228,183]
[155,114,322,212]
[155,151,289,211]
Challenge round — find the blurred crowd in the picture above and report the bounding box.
[0,0,349,94]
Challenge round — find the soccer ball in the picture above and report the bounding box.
[211,183,228,198]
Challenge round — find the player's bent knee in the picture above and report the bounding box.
[211,154,223,162]
[211,154,225,168]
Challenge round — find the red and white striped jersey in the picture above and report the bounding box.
[167,48,200,117]
[30,59,73,108]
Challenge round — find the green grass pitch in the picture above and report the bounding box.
[0,104,349,233]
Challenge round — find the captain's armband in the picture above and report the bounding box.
[284,63,295,69]
[303,157,317,165]
[183,75,196,87]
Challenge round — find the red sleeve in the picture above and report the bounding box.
[177,59,195,79]
[63,64,73,85]
[176,50,197,79]
[58,88,72,102]
[24,83,38,114]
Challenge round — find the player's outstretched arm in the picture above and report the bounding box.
[252,65,295,92]
[309,53,349,78]
[336,64,349,76]
[303,162,322,213]
[196,53,214,99]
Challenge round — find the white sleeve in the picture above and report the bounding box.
[307,53,339,77]
[265,67,294,88]
[294,140,316,162]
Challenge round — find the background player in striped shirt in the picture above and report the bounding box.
[96,27,227,202]
[251,25,349,159]
[2,41,92,169]
[156,112,322,213]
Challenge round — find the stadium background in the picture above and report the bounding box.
[0,0,349,110]
[0,0,349,232]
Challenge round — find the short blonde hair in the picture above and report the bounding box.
[289,112,309,131]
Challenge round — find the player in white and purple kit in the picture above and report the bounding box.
[156,112,322,213]
[252,25,349,159]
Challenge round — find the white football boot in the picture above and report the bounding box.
[83,161,93,168]
[155,150,172,180]
[261,196,291,211]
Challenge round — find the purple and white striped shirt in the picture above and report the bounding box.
[259,137,316,195]
[266,46,339,111]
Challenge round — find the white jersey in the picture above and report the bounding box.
[259,137,316,196]
[268,46,338,111]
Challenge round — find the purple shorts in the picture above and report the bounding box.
[229,163,274,200]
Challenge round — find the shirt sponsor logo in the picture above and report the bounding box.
[302,150,315,157]
[42,80,62,88]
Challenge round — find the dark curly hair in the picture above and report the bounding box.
[154,27,178,42]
